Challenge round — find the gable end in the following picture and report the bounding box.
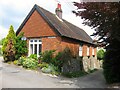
[16,4,61,36]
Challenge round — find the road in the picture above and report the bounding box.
[0,56,107,88]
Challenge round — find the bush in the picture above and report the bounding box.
[29,54,37,60]
[2,25,16,62]
[38,62,49,69]
[18,56,26,65]
[22,57,38,69]
[103,39,120,84]
[51,52,64,70]
[97,49,105,60]
[41,64,59,75]
[13,60,18,65]
[15,32,28,60]
[40,50,55,63]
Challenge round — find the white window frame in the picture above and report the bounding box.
[87,46,90,56]
[79,45,83,56]
[29,39,42,57]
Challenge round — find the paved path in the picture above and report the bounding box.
[0,57,107,88]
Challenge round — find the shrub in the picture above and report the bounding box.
[38,62,49,69]
[103,39,120,84]
[22,57,38,69]
[41,64,59,75]
[40,50,55,63]
[15,32,28,60]
[29,54,37,60]
[18,56,26,65]
[97,49,105,60]
[60,47,72,63]
[2,25,16,62]
[13,60,18,65]
[51,52,64,70]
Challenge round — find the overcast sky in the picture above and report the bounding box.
[0,0,95,39]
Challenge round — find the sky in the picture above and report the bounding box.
[0,0,95,40]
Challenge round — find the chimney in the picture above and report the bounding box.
[55,3,62,19]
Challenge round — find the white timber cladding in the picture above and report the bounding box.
[79,45,83,56]
[87,46,90,56]
[92,47,95,55]
[29,39,42,57]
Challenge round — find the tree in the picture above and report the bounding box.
[2,25,16,62]
[0,38,5,45]
[15,32,28,60]
[73,2,120,44]
[97,49,105,60]
[73,2,120,83]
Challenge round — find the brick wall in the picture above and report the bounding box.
[82,45,87,57]
[42,37,79,57]
[42,37,62,53]
[82,45,97,57]
[61,37,79,57]
[94,47,97,56]
[89,46,92,56]
[19,10,56,37]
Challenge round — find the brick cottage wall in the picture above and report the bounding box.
[18,10,56,37]
[42,36,80,57]
[61,37,79,57]
[42,37,62,53]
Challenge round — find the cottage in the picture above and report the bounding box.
[16,4,99,71]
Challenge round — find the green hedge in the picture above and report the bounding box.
[103,39,120,84]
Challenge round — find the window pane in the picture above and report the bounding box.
[35,40,37,42]
[30,40,33,42]
[35,44,37,54]
[39,44,41,54]
[30,44,33,54]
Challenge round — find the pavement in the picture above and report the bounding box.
[0,56,107,88]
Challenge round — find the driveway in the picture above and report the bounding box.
[0,56,107,88]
